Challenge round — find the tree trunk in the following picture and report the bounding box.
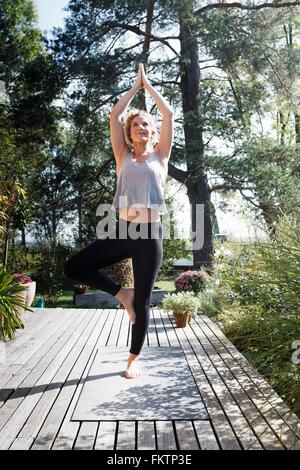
[138,0,155,111]
[78,195,83,245]
[178,8,214,268]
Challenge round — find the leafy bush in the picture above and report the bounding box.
[7,246,42,275]
[0,265,27,340]
[215,215,300,416]
[162,291,199,316]
[196,285,220,317]
[175,269,209,294]
[160,238,191,275]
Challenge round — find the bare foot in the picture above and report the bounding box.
[115,287,136,324]
[125,354,141,379]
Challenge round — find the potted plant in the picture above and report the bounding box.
[162,291,199,328]
[0,266,31,340]
[13,273,36,308]
[73,283,89,294]
[175,269,209,294]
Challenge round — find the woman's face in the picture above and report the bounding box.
[130,115,153,145]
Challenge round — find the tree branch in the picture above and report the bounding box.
[210,183,251,192]
[194,1,300,15]
[105,21,180,57]
[167,161,189,183]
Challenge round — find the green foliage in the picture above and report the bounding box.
[175,269,209,294]
[215,215,300,416]
[0,264,27,340]
[162,291,199,316]
[7,245,42,274]
[32,244,71,303]
[160,238,191,275]
[196,277,220,317]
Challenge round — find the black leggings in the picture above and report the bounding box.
[64,219,163,355]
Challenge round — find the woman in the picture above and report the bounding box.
[64,64,174,379]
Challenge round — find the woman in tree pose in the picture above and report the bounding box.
[64,64,174,378]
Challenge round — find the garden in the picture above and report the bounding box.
[1,0,300,422]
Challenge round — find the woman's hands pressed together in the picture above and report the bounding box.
[134,63,150,90]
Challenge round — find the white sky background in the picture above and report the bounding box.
[33,0,270,242]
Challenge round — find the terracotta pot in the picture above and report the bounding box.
[173,311,191,328]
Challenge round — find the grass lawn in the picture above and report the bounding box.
[32,278,176,308]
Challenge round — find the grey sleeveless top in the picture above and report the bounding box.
[111,151,168,215]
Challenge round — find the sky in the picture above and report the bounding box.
[32,0,267,242]
[34,0,68,34]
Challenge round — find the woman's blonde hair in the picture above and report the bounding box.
[124,109,158,148]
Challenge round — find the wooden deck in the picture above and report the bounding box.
[0,307,300,450]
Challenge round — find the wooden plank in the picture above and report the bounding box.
[0,309,96,449]
[0,309,88,436]
[117,309,130,348]
[147,309,158,347]
[73,422,98,450]
[9,438,34,450]
[33,309,114,449]
[197,315,300,449]
[1,308,81,393]
[107,309,123,346]
[137,421,156,450]
[6,309,87,390]
[94,421,117,450]
[106,309,121,346]
[202,315,300,440]
[116,421,136,450]
[193,420,220,450]
[160,309,241,450]
[0,308,72,389]
[17,309,103,448]
[156,421,177,450]
[159,309,178,347]
[2,307,298,452]
[38,309,112,450]
[175,421,199,450]
[188,317,282,450]
[180,320,267,450]
[2,308,71,367]
[152,308,169,346]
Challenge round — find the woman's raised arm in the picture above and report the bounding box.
[110,65,143,162]
[141,65,174,160]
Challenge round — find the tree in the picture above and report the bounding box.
[0,0,64,260]
[40,0,300,266]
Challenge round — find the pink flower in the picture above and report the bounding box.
[175,270,209,294]
[14,273,32,284]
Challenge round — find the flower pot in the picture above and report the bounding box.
[25,281,36,307]
[173,311,191,328]
[14,289,28,316]
[73,284,88,294]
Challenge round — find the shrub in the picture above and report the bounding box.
[175,269,209,294]
[215,215,300,417]
[160,238,191,275]
[0,265,27,340]
[162,291,199,316]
